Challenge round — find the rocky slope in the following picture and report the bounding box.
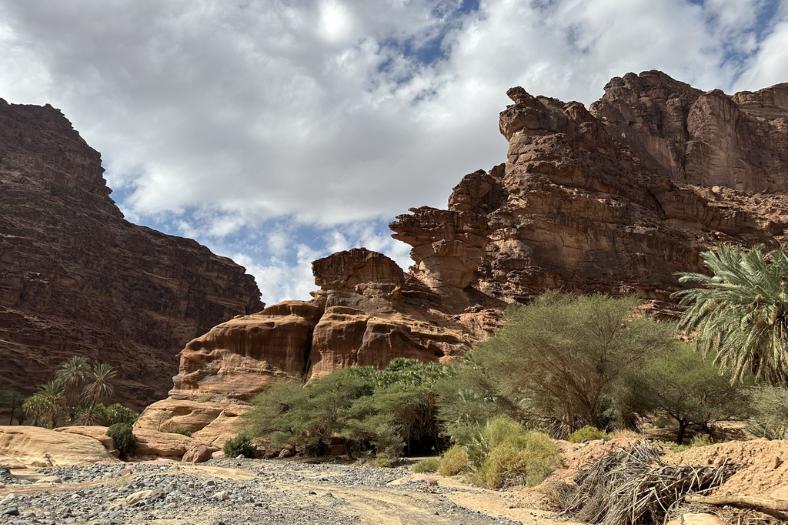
[139,70,787,442]
[0,99,263,409]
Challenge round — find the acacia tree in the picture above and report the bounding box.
[675,244,788,385]
[622,344,748,443]
[438,293,676,436]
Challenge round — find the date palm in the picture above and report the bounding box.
[82,362,117,422]
[56,356,91,420]
[674,244,788,385]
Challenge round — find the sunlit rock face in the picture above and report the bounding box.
[0,99,262,410]
[139,71,787,444]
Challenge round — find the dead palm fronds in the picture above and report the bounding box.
[559,441,735,525]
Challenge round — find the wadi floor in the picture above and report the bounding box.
[0,458,583,525]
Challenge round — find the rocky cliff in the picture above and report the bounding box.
[0,99,263,409]
[139,71,786,443]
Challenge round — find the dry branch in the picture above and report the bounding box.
[686,494,788,521]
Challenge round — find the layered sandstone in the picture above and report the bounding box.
[139,71,786,444]
[0,100,262,409]
[0,426,117,468]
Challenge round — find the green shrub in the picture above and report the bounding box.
[437,293,676,438]
[412,457,440,473]
[224,434,255,458]
[106,423,136,459]
[568,426,609,443]
[748,386,788,440]
[437,445,468,476]
[374,455,397,468]
[477,431,559,489]
[689,433,713,447]
[245,359,449,459]
[97,403,139,426]
[620,344,748,443]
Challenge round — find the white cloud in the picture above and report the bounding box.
[735,19,788,91]
[0,0,783,304]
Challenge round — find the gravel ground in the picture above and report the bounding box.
[0,459,524,525]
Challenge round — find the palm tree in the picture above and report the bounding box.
[674,244,788,385]
[56,356,91,421]
[81,362,117,422]
[23,381,65,427]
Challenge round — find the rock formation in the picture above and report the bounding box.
[139,71,787,444]
[0,426,116,467]
[0,99,263,409]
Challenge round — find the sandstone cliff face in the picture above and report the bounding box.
[139,71,786,443]
[0,99,262,408]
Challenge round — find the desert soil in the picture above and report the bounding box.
[0,459,582,525]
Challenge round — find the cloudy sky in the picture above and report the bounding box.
[1,0,785,303]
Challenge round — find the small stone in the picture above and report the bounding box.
[1,506,19,516]
[125,489,155,505]
[212,490,228,501]
[36,476,63,484]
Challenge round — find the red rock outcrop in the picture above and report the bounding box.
[139,71,786,444]
[0,99,262,409]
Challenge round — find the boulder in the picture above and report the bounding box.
[0,426,116,467]
[133,430,199,459]
[182,444,215,464]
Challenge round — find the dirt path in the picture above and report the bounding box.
[1,459,580,524]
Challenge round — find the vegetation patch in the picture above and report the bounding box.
[411,457,440,473]
[107,423,136,460]
[224,435,256,458]
[437,445,468,476]
[568,426,609,443]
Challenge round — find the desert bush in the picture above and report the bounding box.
[223,434,255,458]
[107,423,136,459]
[448,415,559,488]
[476,428,559,489]
[675,244,788,385]
[245,359,448,458]
[172,427,192,437]
[437,445,469,476]
[95,403,139,426]
[568,425,609,443]
[412,457,440,473]
[437,293,675,437]
[747,385,788,439]
[621,344,748,443]
[689,433,713,447]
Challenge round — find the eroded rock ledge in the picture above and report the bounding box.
[139,71,787,444]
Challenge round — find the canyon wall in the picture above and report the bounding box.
[138,71,786,444]
[0,99,263,409]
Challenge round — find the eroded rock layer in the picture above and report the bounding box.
[140,71,786,443]
[0,100,263,409]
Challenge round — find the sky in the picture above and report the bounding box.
[0,0,786,304]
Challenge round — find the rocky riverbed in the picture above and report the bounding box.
[0,459,571,525]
